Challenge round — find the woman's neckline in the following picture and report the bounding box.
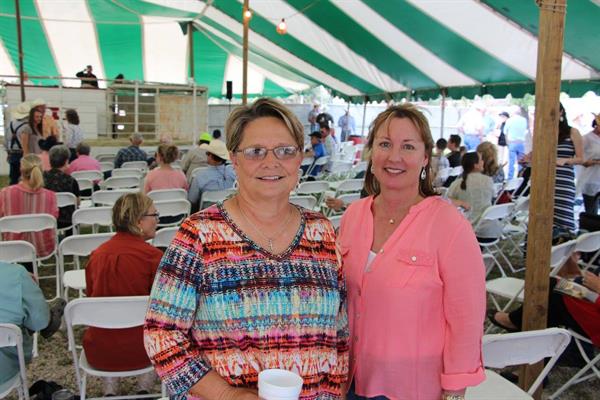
[217,200,306,261]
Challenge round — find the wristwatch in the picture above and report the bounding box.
[442,394,465,400]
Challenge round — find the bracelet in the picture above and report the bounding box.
[442,395,465,400]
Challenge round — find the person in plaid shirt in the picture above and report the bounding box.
[114,133,148,168]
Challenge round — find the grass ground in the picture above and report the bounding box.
[1,173,598,399]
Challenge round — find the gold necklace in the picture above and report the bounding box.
[236,198,294,253]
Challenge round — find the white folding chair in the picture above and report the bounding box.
[147,189,188,202]
[154,199,191,227]
[575,231,600,271]
[303,156,329,179]
[325,192,361,217]
[99,162,113,173]
[56,192,78,234]
[152,227,178,248]
[199,189,236,210]
[74,178,95,200]
[449,166,463,177]
[328,161,354,176]
[486,240,578,316]
[296,181,330,204]
[111,168,144,179]
[0,240,38,280]
[328,215,342,231]
[495,177,525,205]
[121,160,148,171]
[190,166,209,179]
[92,189,136,207]
[466,328,571,400]
[60,233,115,299]
[474,203,516,275]
[72,170,104,183]
[352,161,368,175]
[103,176,141,190]
[0,324,29,400]
[289,195,317,210]
[0,214,59,299]
[333,178,364,197]
[502,196,530,257]
[95,153,116,163]
[550,330,600,399]
[72,207,114,234]
[64,296,163,400]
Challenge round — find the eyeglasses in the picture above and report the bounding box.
[235,145,300,161]
[143,212,160,220]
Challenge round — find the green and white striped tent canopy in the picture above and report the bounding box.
[1,0,599,101]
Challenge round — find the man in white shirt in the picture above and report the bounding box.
[504,107,528,179]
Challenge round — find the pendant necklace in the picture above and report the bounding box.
[236,198,294,253]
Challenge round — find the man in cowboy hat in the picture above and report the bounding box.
[187,140,236,211]
[4,102,32,184]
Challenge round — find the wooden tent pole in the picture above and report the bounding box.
[519,1,566,398]
[15,0,25,101]
[188,22,194,80]
[242,0,249,105]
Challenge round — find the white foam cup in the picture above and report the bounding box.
[258,369,303,400]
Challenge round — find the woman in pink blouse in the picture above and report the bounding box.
[0,154,58,261]
[338,104,486,400]
[143,144,188,193]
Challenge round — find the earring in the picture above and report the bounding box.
[370,165,375,173]
[560,116,564,122]
[420,168,426,181]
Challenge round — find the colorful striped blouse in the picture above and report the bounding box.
[144,203,349,399]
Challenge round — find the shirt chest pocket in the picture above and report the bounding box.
[384,249,436,288]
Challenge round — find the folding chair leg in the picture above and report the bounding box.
[80,373,87,400]
[549,352,600,399]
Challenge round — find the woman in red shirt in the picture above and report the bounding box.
[84,192,163,396]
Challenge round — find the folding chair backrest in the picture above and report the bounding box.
[72,207,113,232]
[437,167,450,183]
[99,161,113,173]
[335,179,364,194]
[449,166,463,176]
[74,178,94,193]
[504,177,524,192]
[480,203,514,222]
[111,168,144,178]
[154,199,191,218]
[575,231,600,254]
[297,181,329,196]
[352,161,368,174]
[337,192,361,206]
[65,296,150,329]
[482,328,571,395]
[513,195,530,213]
[71,170,103,182]
[200,189,236,209]
[59,233,115,258]
[328,161,353,175]
[0,323,28,400]
[190,166,209,179]
[95,153,116,163]
[289,195,317,210]
[550,240,577,276]
[56,192,78,208]
[92,189,135,206]
[121,161,148,170]
[104,176,140,190]
[0,214,57,234]
[148,189,188,202]
[0,241,38,279]
[153,227,178,248]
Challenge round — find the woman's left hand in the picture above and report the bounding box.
[441,389,466,400]
[582,271,600,294]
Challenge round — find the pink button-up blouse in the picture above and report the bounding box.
[338,196,486,400]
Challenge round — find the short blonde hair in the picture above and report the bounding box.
[364,103,436,197]
[20,154,44,190]
[225,98,304,152]
[112,192,154,236]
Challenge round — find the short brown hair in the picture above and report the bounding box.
[157,144,179,164]
[364,104,436,197]
[476,141,500,178]
[225,98,304,152]
[112,192,154,236]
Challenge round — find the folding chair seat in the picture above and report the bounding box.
[289,195,317,210]
[147,189,187,202]
[64,296,164,400]
[466,328,571,400]
[60,233,115,299]
[92,189,136,207]
[0,240,38,280]
[121,160,148,171]
[111,168,144,179]
[486,240,577,317]
[575,231,600,271]
[72,207,114,234]
[550,330,600,399]
[152,227,179,248]
[199,189,236,210]
[0,214,59,299]
[154,199,191,227]
[0,324,29,400]
[102,176,141,190]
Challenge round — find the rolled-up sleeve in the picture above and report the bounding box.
[439,219,486,390]
[144,217,211,395]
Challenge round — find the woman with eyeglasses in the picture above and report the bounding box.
[84,192,163,396]
[145,98,349,400]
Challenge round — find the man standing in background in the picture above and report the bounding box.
[504,107,528,179]
[338,110,356,142]
[308,104,320,133]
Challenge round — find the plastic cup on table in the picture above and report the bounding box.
[258,369,303,400]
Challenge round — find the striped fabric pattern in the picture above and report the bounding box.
[554,138,576,231]
[144,203,349,399]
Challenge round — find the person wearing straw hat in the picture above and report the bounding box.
[182,132,213,181]
[4,102,29,184]
[187,139,236,210]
